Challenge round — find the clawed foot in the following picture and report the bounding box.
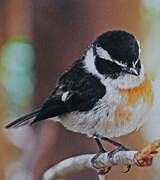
[91,137,112,174]
[93,135,132,174]
[122,165,131,173]
[108,145,132,173]
[98,166,112,175]
[91,151,112,175]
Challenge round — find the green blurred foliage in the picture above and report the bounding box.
[141,0,160,80]
[0,36,34,119]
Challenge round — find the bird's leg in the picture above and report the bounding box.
[95,137,106,153]
[101,136,129,150]
[91,137,112,174]
[100,136,131,173]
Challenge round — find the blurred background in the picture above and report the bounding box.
[0,0,160,179]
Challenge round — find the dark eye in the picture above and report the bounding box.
[95,56,122,79]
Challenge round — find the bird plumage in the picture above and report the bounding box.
[6,30,154,139]
[5,108,40,128]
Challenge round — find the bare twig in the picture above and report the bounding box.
[42,140,160,180]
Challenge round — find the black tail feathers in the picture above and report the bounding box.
[5,108,41,128]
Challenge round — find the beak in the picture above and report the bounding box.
[126,67,139,76]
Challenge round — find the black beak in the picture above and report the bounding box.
[126,67,139,76]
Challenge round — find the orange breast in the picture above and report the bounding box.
[114,74,154,127]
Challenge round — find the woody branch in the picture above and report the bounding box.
[41,140,160,180]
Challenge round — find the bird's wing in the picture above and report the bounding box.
[33,67,106,124]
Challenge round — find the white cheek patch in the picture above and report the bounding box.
[84,47,104,79]
[61,91,70,102]
[111,64,145,89]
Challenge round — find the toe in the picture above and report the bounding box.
[121,165,132,173]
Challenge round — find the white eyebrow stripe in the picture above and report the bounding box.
[135,59,139,65]
[137,39,140,47]
[133,59,139,68]
[96,45,128,68]
[96,46,113,61]
[114,60,127,67]
[137,39,141,55]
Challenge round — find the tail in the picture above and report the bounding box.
[5,108,41,128]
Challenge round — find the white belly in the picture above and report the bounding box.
[58,88,151,138]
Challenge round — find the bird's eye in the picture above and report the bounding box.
[95,56,122,79]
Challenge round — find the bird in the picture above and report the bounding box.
[5,30,154,173]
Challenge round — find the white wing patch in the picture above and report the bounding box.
[61,91,70,102]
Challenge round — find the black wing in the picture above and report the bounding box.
[32,59,106,124]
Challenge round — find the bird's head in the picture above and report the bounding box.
[84,30,145,89]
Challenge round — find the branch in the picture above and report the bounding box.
[42,140,160,180]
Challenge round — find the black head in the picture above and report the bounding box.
[92,30,141,79]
